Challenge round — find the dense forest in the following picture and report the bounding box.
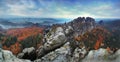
[0,26,43,55]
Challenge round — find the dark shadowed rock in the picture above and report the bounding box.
[17,47,36,61]
[66,17,95,36]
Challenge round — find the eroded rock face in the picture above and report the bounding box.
[71,47,87,62]
[44,27,66,50]
[82,48,120,62]
[34,42,71,62]
[35,47,120,62]
[37,27,67,58]
[66,17,95,36]
[0,48,31,62]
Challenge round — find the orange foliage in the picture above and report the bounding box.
[3,42,21,55]
[74,27,110,50]
[3,46,10,50]
[93,27,110,50]
[2,26,44,55]
[10,42,21,55]
[94,35,104,50]
[74,36,81,41]
[7,26,43,41]
[106,47,111,52]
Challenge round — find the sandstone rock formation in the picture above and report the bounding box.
[37,27,67,58]
[0,48,31,62]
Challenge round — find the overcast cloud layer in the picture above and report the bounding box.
[0,0,120,18]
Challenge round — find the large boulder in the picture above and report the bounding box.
[82,48,120,62]
[34,42,71,62]
[71,47,87,62]
[37,27,67,58]
[0,48,31,62]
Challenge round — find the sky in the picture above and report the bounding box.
[0,0,120,18]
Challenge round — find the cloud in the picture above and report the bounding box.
[0,0,120,18]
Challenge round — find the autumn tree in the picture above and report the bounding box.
[75,27,110,50]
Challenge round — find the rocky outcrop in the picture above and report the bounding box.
[0,48,31,62]
[1,47,120,62]
[34,42,71,62]
[34,17,96,61]
[65,17,95,36]
[2,17,119,62]
[37,27,67,58]
[35,44,120,62]
[71,47,87,62]
[81,48,120,62]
